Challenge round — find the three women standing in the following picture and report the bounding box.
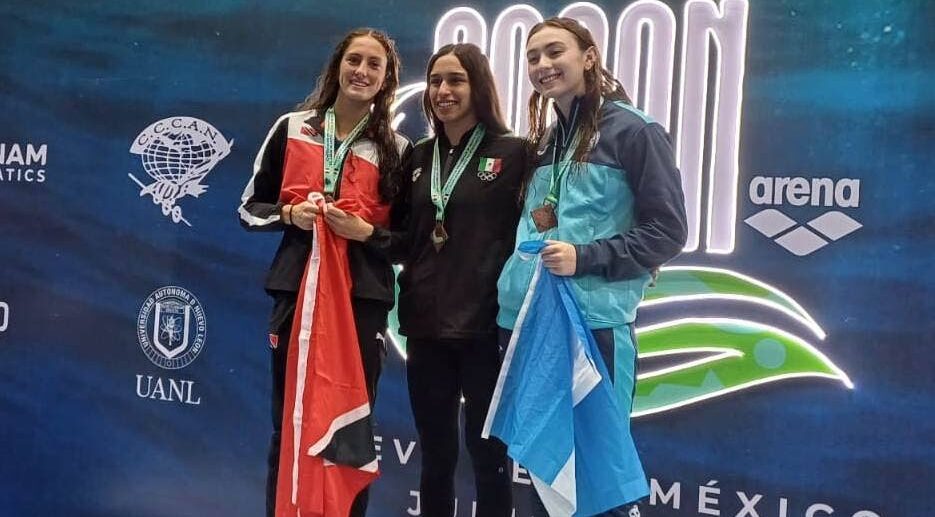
[243,15,686,516]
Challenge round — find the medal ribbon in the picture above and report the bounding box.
[430,124,486,222]
[543,105,582,206]
[323,107,370,195]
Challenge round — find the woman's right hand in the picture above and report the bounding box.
[287,201,321,230]
[323,204,375,241]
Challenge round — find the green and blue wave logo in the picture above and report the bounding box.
[385,265,853,417]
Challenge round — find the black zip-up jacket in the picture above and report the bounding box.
[368,127,528,339]
[239,110,410,307]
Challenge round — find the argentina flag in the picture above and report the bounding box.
[483,242,649,516]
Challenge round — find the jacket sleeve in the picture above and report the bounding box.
[238,116,288,231]
[574,123,688,280]
[365,142,414,263]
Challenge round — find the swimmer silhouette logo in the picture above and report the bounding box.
[386,1,853,417]
[128,116,233,226]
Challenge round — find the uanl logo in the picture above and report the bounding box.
[135,285,205,405]
[745,176,862,256]
[128,117,233,226]
[384,0,853,423]
[0,143,47,183]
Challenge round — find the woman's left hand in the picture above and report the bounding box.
[541,240,577,276]
[323,204,374,241]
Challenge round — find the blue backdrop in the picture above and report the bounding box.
[1,1,932,516]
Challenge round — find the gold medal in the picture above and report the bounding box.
[531,203,558,233]
[431,222,449,252]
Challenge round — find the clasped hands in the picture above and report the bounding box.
[283,200,374,241]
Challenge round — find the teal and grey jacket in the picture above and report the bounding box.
[497,98,688,330]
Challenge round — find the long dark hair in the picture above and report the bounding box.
[421,43,510,136]
[526,17,632,162]
[297,28,402,201]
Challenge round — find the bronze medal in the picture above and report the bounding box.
[431,222,449,252]
[531,203,558,233]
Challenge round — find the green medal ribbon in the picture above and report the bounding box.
[323,107,370,195]
[430,124,486,222]
[543,105,582,206]
[543,130,582,206]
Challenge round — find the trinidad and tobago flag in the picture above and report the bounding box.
[275,193,379,516]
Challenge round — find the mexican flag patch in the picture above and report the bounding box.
[478,157,502,173]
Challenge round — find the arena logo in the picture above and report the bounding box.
[0,143,47,183]
[128,117,233,226]
[386,0,853,420]
[135,286,205,405]
[744,176,862,256]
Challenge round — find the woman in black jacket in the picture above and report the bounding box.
[238,28,408,517]
[325,43,527,517]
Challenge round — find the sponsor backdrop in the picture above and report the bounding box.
[1,0,932,516]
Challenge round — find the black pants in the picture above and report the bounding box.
[406,335,513,517]
[497,327,645,517]
[267,293,388,517]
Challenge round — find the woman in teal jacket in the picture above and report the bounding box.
[496,17,688,516]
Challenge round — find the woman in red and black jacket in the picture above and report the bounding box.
[326,43,528,517]
[238,28,409,517]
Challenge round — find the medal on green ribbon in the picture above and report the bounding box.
[531,128,581,233]
[323,107,370,198]
[429,124,486,251]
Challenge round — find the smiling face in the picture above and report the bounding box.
[525,26,596,113]
[428,53,477,130]
[336,35,388,106]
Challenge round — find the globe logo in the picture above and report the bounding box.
[128,116,233,226]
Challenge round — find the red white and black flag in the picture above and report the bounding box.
[275,194,379,516]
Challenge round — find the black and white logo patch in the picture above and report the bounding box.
[137,286,206,369]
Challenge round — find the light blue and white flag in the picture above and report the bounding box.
[483,241,648,516]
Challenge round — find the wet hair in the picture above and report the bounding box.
[526,17,632,162]
[297,28,403,201]
[421,43,510,136]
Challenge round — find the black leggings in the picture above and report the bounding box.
[406,336,513,517]
[266,293,387,517]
